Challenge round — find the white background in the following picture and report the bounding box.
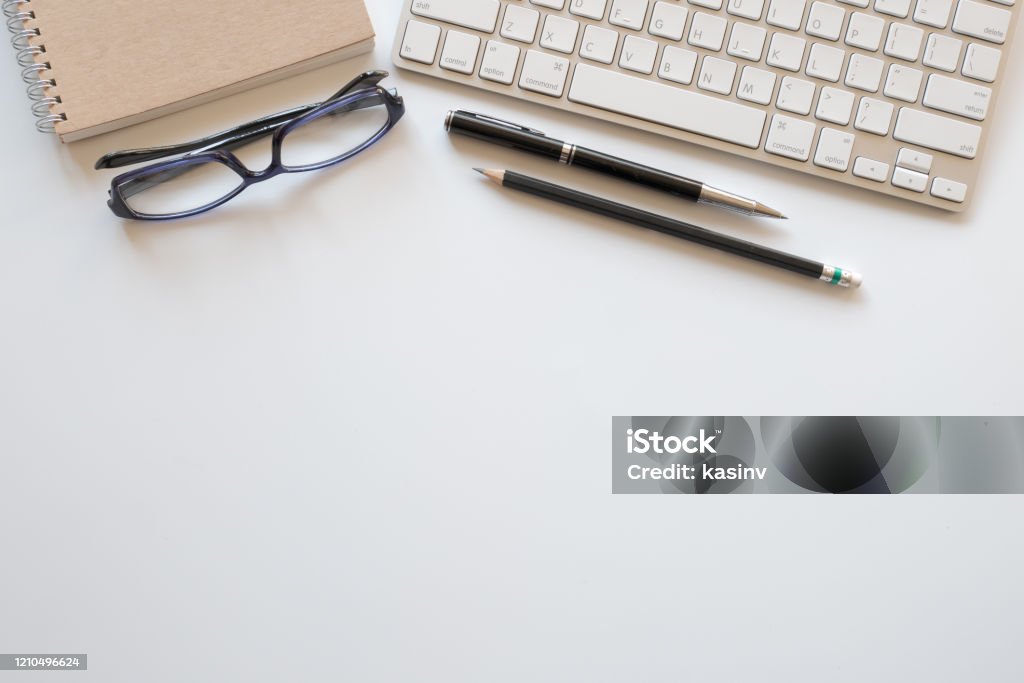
[1,1,1022,680]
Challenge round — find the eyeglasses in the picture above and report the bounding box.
[95,70,405,220]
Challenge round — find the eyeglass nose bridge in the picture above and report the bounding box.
[205,148,284,183]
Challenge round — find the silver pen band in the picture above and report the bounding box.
[559,143,577,165]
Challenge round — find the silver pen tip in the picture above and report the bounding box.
[755,202,787,219]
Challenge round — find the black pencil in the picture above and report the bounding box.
[474,169,862,289]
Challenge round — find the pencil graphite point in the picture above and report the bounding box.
[473,168,504,184]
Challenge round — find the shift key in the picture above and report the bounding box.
[411,0,501,33]
[893,107,982,158]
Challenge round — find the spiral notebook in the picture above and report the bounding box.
[7,0,374,142]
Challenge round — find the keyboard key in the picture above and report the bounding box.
[609,0,650,30]
[690,0,725,9]
[923,33,963,71]
[962,42,1001,81]
[765,114,816,160]
[838,0,870,7]
[580,24,620,63]
[806,43,845,81]
[727,0,767,19]
[845,53,884,91]
[814,127,855,171]
[777,76,816,114]
[658,45,699,84]
[532,0,566,8]
[501,5,540,43]
[884,64,923,101]
[897,148,933,173]
[688,12,728,50]
[853,157,890,181]
[952,0,1010,44]
[571,0,609,19]
[540,15,581,53]
[893,107,982,157]
[884,23,925,61]
[854,97,894,134]
[766,32,807,71]
[913,0,953,27]
[815,86,855,124]
[480,41,521,84]
[619,34,659,73]
[806,2,846,40]
[649,2,689,40]
[767,0,808,30]
[440,30,481,74]
[411,0,500,32]
[846,12,885,50]
[728,22,768,61]
[923,73,991,120]
[400,20,442,64]
[568,63,768,148]
[519,49,571,96]
[931,177,967,202]
[738,66,777,104]
[698,56,738,94]
[892,166,928,191]
[875,0,911,17]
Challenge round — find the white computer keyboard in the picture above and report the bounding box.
[392,0,1020,211]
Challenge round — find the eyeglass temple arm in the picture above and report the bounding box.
[200,88,396,159]
[96,70,392,170]
[95,107,310,170]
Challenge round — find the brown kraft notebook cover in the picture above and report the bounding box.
[21,0,374,142]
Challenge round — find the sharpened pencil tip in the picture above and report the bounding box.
[473,168,505,184]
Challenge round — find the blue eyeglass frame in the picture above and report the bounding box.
[96,70,405,220]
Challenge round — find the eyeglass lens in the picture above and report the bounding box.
[280,93,391,170]
[120,159,244,218]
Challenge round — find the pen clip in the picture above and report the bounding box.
[458,110,546,136]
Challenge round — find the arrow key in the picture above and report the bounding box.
[853,156,890,182]
[930,177,967,202]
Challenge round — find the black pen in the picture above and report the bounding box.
[475,168,861,288]
[447,110,786,219]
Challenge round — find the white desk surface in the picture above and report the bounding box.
[1,1,1022,681]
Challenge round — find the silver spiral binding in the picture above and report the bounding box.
[31,95,59,116]
[35,113,64,132]
[25,77,52,99]
[6,11,32,31]
[10,27,37,49]
[16,45,44,67]
[4,0,65,133]
[21,61,47,82]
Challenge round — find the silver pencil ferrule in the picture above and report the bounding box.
[820,265,864,288]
